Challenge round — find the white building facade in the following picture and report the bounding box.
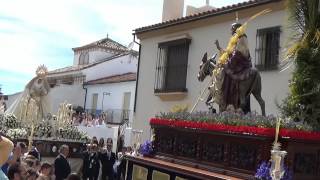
[133,0,291,141]
[47,37,138,124]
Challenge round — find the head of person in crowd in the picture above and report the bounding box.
[39,162,52,177]
[25,168,38,180]
[126,146,133,154]
[93,143,99,152]
[91,136,98,145]
[92,136,97,142]
[24,155,40,171]
[15,142,27,156]
[122,147,126,154]
[67,173,81,180]
[35,141,44,152]
[59,144,70,158]
[98,138,104,148]
[7,163,25,180]
[106,138,113,152]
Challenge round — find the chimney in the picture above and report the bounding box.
[162,0,184,22]
[186,0,216,16]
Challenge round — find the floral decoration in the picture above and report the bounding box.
[6,128,28,139]
[151,111,320,141]
[0,113,89,142]
[139,140,154,157]
[255,161,293,180]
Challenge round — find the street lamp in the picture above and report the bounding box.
[102,92,111,112]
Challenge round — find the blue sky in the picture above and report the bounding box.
[0,0,246,95]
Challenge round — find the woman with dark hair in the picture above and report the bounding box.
[98,138,104,150]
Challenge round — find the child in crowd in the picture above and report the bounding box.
[37,162,52,180]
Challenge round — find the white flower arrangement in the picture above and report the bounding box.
[4,113,21,129]
[7,128,28,139]
[2,113,90,143]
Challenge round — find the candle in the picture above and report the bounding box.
[274,155,281,171]
[274,118,281,144]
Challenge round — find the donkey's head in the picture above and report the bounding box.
[197,53,217,82]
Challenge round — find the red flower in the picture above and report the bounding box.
[150,118,320,141]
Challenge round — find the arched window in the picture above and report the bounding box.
[79,52,89,65]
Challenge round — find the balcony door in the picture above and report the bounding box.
[91,93,98,114]
[122,92,131,121]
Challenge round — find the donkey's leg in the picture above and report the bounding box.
[239,87,247,113]
[253,92,265,116]
[252,75,265,116]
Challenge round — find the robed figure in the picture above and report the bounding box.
[5,65,51,120]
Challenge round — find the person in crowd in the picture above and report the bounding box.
[98,115,105,126]
[91,136,98,145]
[99,138,116,180]
[125,147,133,155]
[2,142,27,174]
[28,141,43,161]
[88,144,100,180]
[98,138,105,151]
[81,142,100,180]
[7,163,25,180]
[0,134,14,179]
[37,162,52,180]
[117,147,127,180]
[54,144,71,180]
[26,168,38,180]
[24,155,41,172]
[81,144,91,180]
[67,173,81,180]
[81,113,87,126]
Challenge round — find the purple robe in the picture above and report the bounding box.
[222,48,252,109]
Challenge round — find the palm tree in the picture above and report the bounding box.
[280,0,320,129]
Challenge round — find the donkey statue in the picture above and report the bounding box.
[197,52,265,116]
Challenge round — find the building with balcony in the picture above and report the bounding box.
[46,36,138,126]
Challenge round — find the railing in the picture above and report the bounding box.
[85,109,130,125]
[104,109,130,125]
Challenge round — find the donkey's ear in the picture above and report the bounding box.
[210,53,217,63]
[202,52,208,63]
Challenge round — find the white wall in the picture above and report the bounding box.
[83,54,138,81]
[85,81,136,123]
[89,51,113,63]
[48,84,86,113]
[73,53,80,66]
[134,10,291,141]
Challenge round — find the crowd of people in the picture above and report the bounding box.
[72,113,106,127]
[0,133,133,180]
[81,136,133,180]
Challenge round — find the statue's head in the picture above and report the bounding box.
[197,53,217,82]
[26,65,50,97]
[231,23,242,35]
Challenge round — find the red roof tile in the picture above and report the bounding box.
[134,0,281,34]
[85,73,136,85]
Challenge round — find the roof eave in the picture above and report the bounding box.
[134,0,281,34]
